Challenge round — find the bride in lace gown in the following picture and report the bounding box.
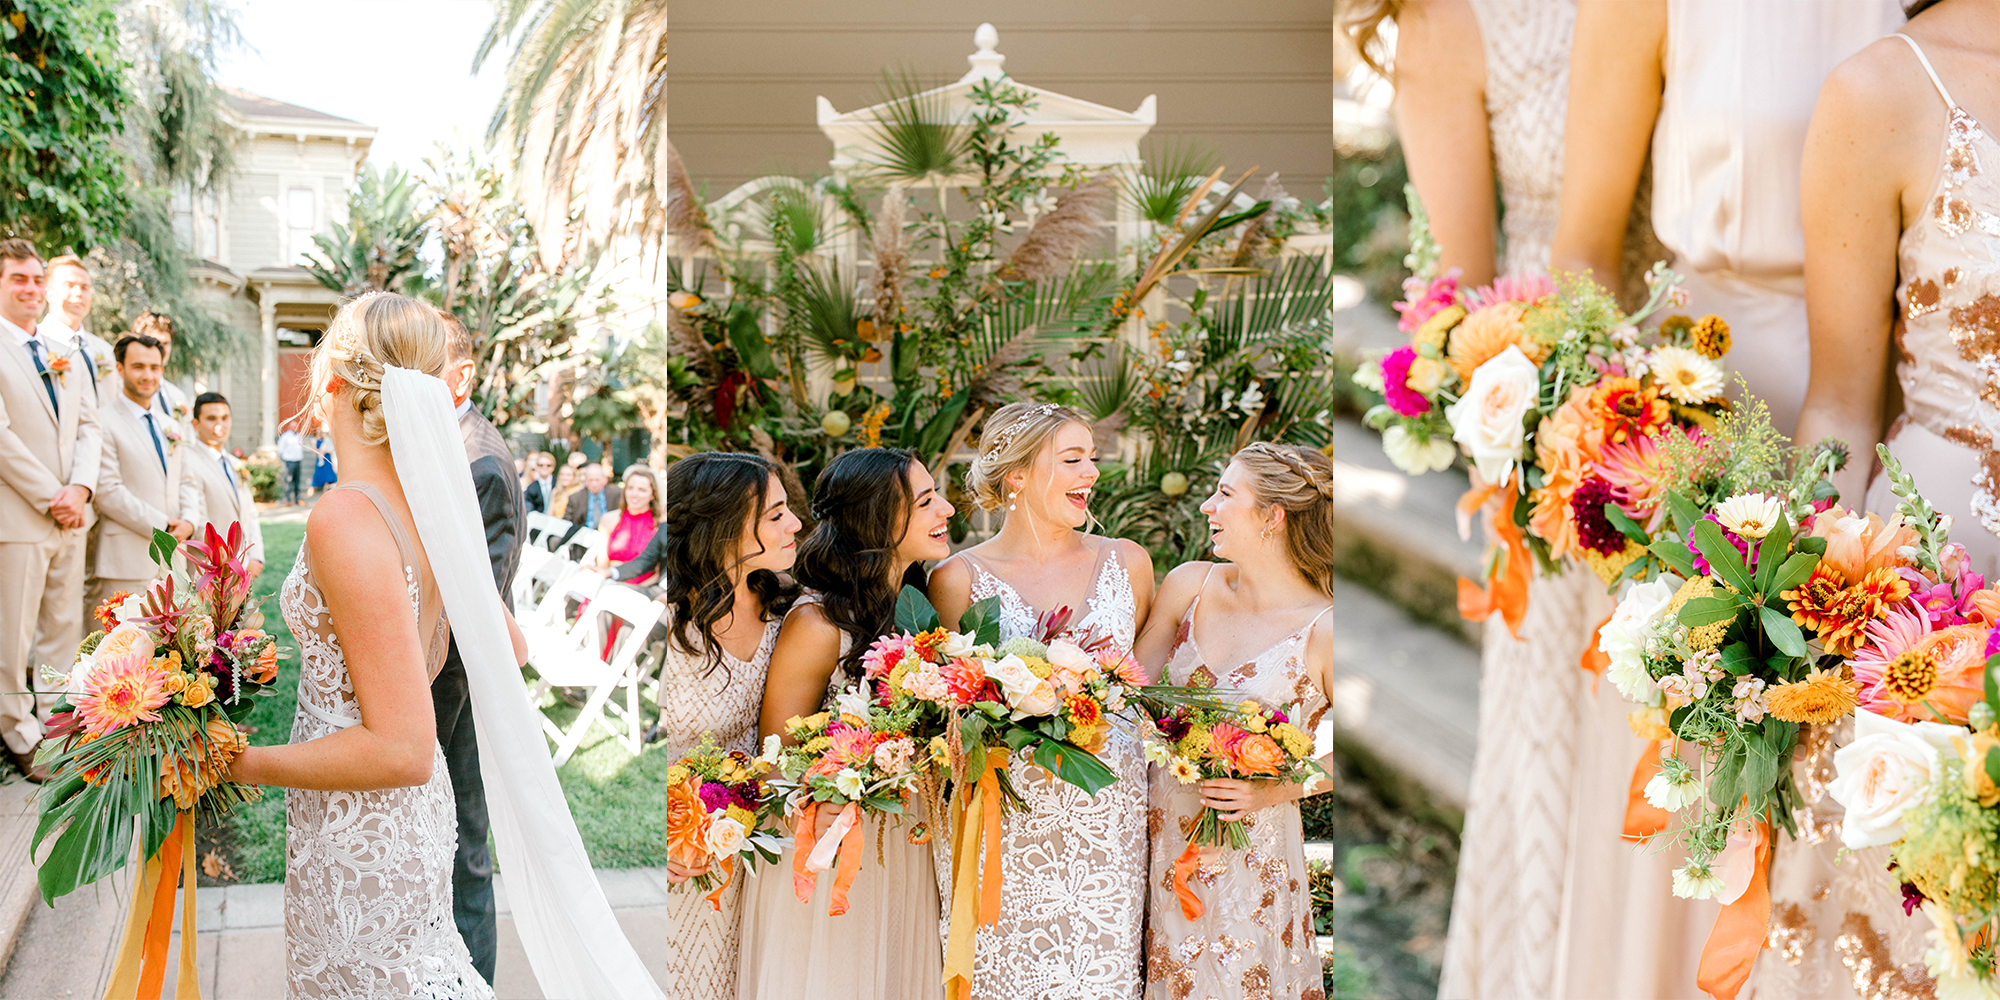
[590,453,803,998]
[1132,444,1336,1000]
[228,294,528,999]
[736,448,955,999]
[927,402,1156,999]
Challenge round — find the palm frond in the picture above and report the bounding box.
[1198,255,1336,357]
[764,181,834,257]
[791,261,864,365]
[1076,343,1137,423]
[1121,138,1221,227]
[863,66,970,184]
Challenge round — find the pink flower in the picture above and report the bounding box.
[1093,648,1145,686]
[1905,577,1973,627]
[1394,271,1461,332]
[940,657,990,705]
[1848,600,1932,679]
[826,722,878,766]
[1471,273,1553,308]
[861,635,917,681]
[1379,345,1431,417]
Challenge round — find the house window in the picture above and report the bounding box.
[171,189,195,251]
[286,187,317,263]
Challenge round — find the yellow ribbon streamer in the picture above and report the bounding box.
[941,749,1007,1000]
[105,810,201,1000]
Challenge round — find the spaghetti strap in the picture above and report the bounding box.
[1301,603,1336,634]
[325,482,421,574]
[1893,32,1958,110]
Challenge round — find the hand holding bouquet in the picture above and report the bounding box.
[661,736,785,910]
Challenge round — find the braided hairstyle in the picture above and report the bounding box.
[658,453,799,676]
[963,401,1089,511]
[1231,442,1337,598]
[306,292,450,443]
[795,448,927,679]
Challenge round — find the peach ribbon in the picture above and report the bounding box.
[791,801,863,916]
[703,855,734,913]
[1697,817,1771,1000]
[1580,611,1614,679]
[1456,476,1531,639]
[942,750,1008,1000]
[1622,739,1671,841]
[1171,841,1205,919]
[104,811,200,1000]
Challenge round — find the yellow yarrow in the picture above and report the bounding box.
[1021,656,1053,680]
[802,736,832,755]
[1177,727,1213,760]
[1413,305,1465,354]
[1271,723,1311,757]
[661,765,691,787]
[725,804,756,828]
[1664,576,1730,650]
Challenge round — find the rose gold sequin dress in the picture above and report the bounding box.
[1143,586,1332,1000]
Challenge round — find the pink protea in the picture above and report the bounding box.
[1394,270,1462,332]
[73,651,171,736]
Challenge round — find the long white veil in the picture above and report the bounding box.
[380,365,664,999]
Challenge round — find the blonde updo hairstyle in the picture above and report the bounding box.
[307,292,451,446]
[1232,442,1337,598]
[965,401,1091,512]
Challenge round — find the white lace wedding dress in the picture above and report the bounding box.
[946,538,1147,999]
[281,481,491,999]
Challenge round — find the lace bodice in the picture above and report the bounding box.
[280,483,490,999]
[948,538,1148,998]
[961,539,1138,649]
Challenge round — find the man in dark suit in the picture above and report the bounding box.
[561,461,620,528]
[521,450,554,514]
[436,311,522,983]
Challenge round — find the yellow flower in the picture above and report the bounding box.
[1764,668,1860,725]
[1169,758,1199,784]
[1021,656,1053,680]
[802,736,832,755]
[725,804,757,828]
[783,715,805,733]
[1627,707,1672,741]
[1177,727,1213,760]
[1664,576,1731,650]
[662,765,691,788]
[180,674,214,709]
[929,736,951,766]
[1958,726,2000,808]
[162,671,188,696]
[1691,315,1731,359]
[1271,723,1311,757]
[1412,305,1465,354]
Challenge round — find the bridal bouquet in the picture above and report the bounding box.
[1142,692,1326,920]
[768,688,939,916]
[32,524,279,996]
[661,736,786,910]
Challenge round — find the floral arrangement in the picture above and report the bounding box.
[32,524,279,994]
[1142,691,1326,919]
[661,736,786,910]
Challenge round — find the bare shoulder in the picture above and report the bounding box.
[1821,35,1941,119]
[778,601,841,646]
[1096,535,1154,575]
[928,552,974,593]
[1155,560,1215,612]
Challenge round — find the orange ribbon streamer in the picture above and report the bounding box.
[942,750,1008,1000]
[791,801,865,915]
[826,809,864,917]
[1172,841,1205,919]
[105,811,200,1000]
[1456,477,1531,639]
[1622,740,1671,842]
[1580,610,1614,679]
[1696,819,1771,1000]
[792,802,821,905]
[703,855,734,913]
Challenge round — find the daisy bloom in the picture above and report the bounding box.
[1169,758,1199,784]
[1765,669,1861,725]
[1644,766,1703,813]
[1672,862,1727,900]
[1649,346,1726,404]
[1714,493,1785,539]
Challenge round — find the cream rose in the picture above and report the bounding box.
[1045,640,1092,674]
[988,655,1062,718]
[1445,345,1540,484]
[1827,709,1962,849]
[941,632,987,660]
[1599,575,1682,706]
[705,815,748,856]
[1382,425,1456,475]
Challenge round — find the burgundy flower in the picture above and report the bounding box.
[1900,881,1927,917]
[1569,477,1631,556]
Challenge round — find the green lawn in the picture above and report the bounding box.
[207,519,677,883]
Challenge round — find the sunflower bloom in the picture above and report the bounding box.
[1765,668,1860,724]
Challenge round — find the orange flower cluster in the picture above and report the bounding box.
[157,714,251,810]
[1784,564,1912,657]
[1588,378,1671,445]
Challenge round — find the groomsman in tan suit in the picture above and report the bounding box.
[88,334,201,609]
[38,255,114,397]
[186,391,264,578]
[0,239,100,781]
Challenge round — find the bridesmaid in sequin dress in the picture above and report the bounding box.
[1134,444,1336,1000]
[615,453,801,999]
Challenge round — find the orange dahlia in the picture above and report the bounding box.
[73,651,171,735]
[1783,565,1911,658]
[1527,388,1605,561]
[1447,301,1547,384]
[1588,378,1670,445]
[1765,668,1860,725]
[92,590,135,631]
[664,779,713,867]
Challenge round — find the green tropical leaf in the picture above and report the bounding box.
[1027,736,1117,797]
[1648,536,1697,578]
[1678,594,1742,627]
[861,66,970,184]
[1691,520,1755,595]
[1758,605,1808,658]
[1753,515,1792,593]
[894,585,941,633]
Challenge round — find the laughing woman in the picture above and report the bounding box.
[735,448,955,999]
[926,402,1157,999]
[1134,443,1336,1000]
[602,453,801,998]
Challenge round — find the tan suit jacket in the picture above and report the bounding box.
[92,397,203,580]
[0,322,100,543]
[187,443,265,566]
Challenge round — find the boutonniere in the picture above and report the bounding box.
[45,354,70,387]
[172,402,189,424]
[160,424,182,455]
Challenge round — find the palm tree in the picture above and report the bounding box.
[476,0,676,268]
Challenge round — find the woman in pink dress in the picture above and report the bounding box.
[594,464,662,585]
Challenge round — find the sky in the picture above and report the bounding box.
[213,0,509,173]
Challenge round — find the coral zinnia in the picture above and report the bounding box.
[1447,301,1547,384]
[73,651,171,735]
[1691,315,1732,359]
[1764,668,1860,725]
[1588,377,1670,444]
[1785,565,1912,657]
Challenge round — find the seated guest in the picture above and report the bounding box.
[561,462,620,531]
[185,392,265,578]
[590,463,660,585]
[523,450,555,513]
[90,334,202,608]
[547,464,580,523]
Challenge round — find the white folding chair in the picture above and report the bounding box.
[519,560,602,652]
[524,511,555,551]
[540,517,574,551]
[530,584,666,766]
[560,526,603,565]
[511,544,555,611]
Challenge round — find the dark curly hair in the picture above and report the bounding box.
[659,453,799,674]
[795,448,927,679]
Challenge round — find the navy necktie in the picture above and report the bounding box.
[142,412,167,473]
[219,453,237,491]
[25,338,57,415]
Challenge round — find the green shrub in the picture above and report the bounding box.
[244,456,281,502]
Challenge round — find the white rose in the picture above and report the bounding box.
[1445,345,1540,484]
[942,632,983,659]
[113,593,145,625]
[1011,681,1062,719]
[835,684,872,720]
[1599,575,1682,706]
[1827,709,1961,849]
[987,655,1063,718]
[64,654,95,697]
[1381,424,1456,475]
[758,733,782,766]
[1045,640,1092,673]
[705,816,748,856]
